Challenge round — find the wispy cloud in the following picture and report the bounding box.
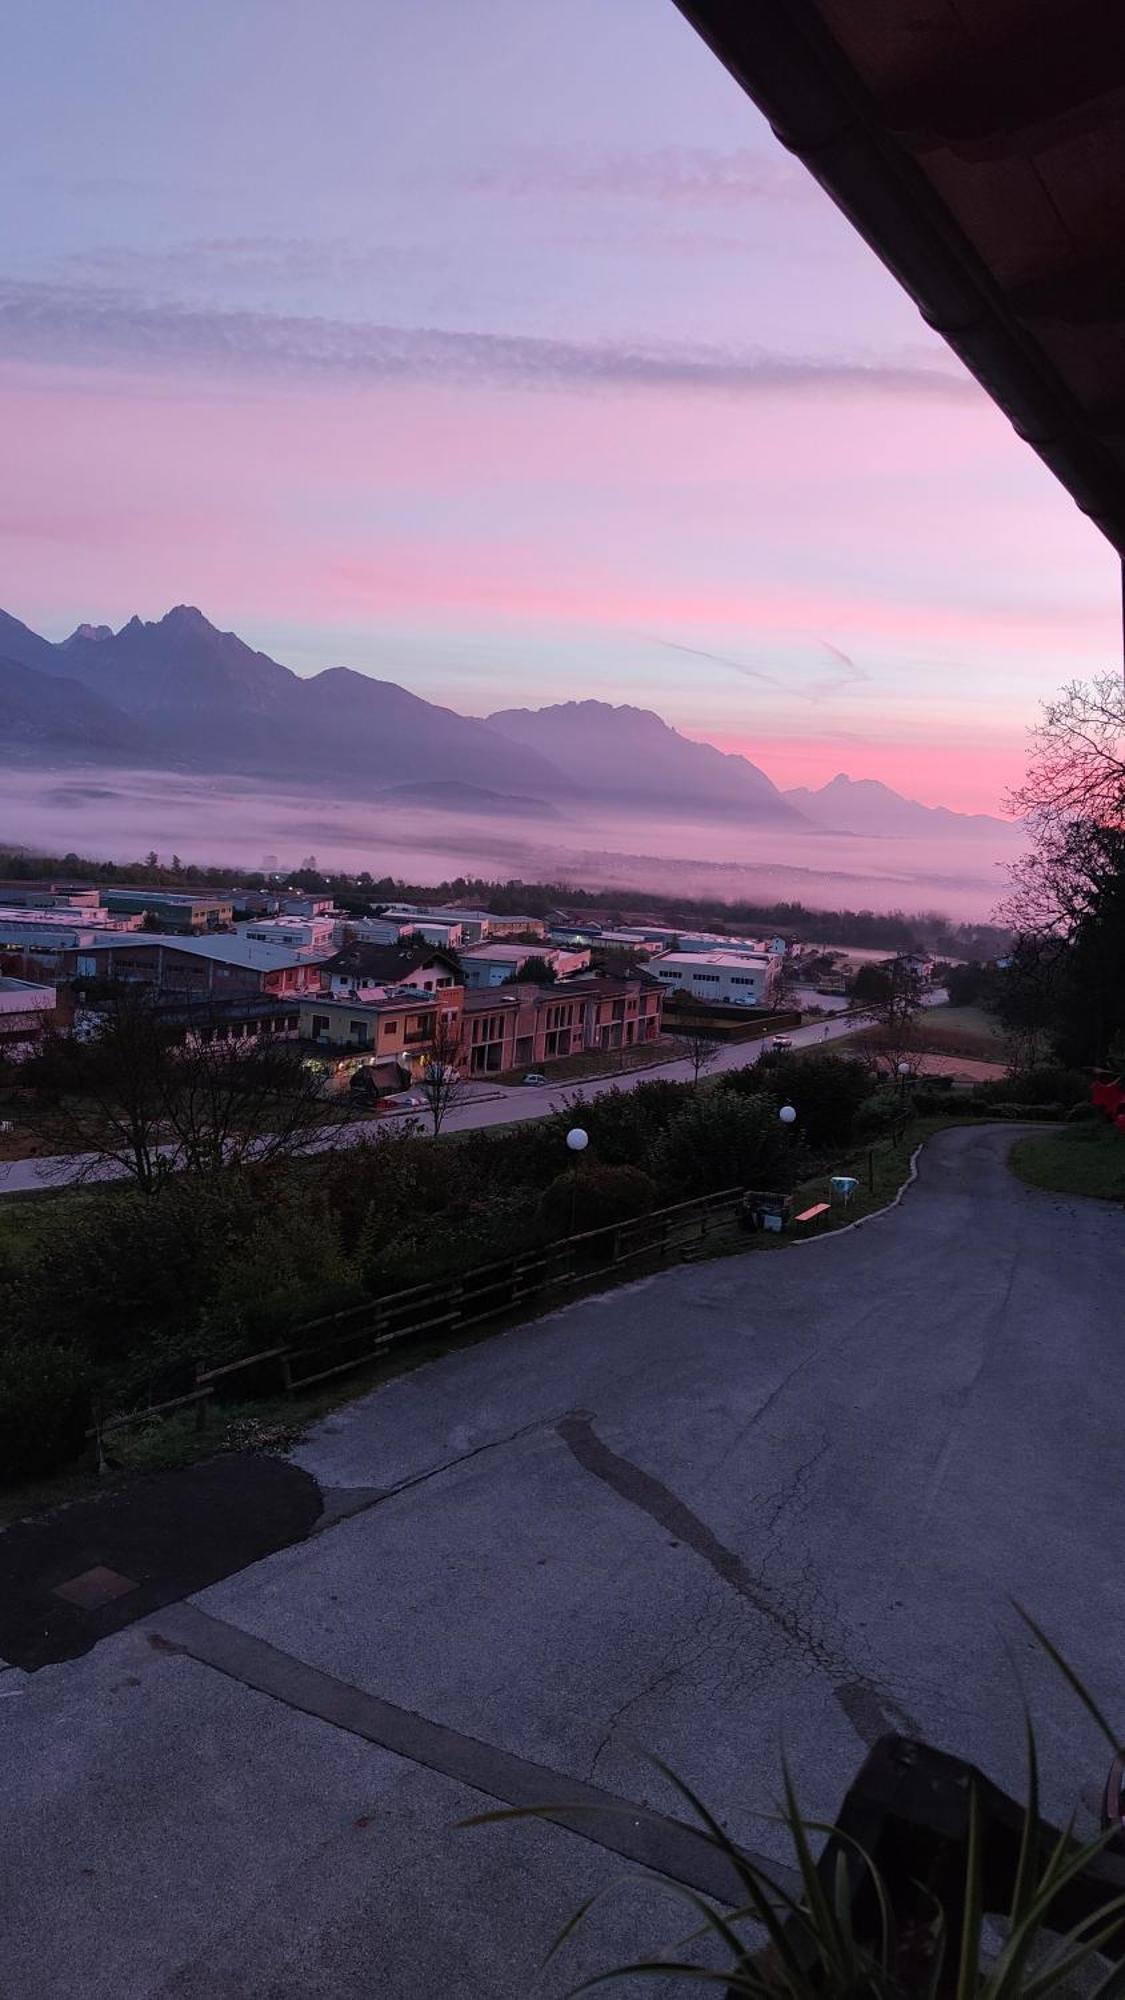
[0,278,978,399]
[644,634,872,704]
[53,236,420,290]
[464,145,813,207]
[813,639,870,696]
[642,633,793,695]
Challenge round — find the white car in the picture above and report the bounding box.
[770,1036,793,1052]
[522,1072,548,1086]
[383,1091,424,1110]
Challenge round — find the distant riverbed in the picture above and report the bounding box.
[1,765,1023,921]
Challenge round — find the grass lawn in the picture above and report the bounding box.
[914,1003,1006,1060]
[831,1002,1006,1069]
[1009,1123,1125,1201]
[497,1038,681,1087]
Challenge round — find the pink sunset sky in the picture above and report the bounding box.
[2,0,1120,814]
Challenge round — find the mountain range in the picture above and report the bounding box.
[784,772,1023,841]
[0,603,1014,839]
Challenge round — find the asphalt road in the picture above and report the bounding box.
[0,997,937,1195]
[4,1124,1124,1996]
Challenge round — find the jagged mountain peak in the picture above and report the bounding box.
[63,622,114,645]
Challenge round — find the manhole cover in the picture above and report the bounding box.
[52,1566,138,1611]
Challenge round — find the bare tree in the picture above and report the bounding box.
[1007,673,1125,838]
[852,958,924,1080]
[998,676,1125,1068]
[415,1009,471,1138]
[19,986,353,1191]
[673,1019,723,1087]
[22,989,173,1192]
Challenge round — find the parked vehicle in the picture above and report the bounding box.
[770,1035,793,1051]
[522,1072,548,1086]
[382,1091,424,1110]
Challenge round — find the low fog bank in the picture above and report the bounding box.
[1,767,1024,922]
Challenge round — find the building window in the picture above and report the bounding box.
[311,1014,329,1038]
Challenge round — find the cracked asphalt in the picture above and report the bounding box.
[4,1124,1124,1997]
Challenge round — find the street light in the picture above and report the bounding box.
[778,1104,797,1126]
[566,1127,589,1153]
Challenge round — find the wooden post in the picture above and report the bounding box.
[194,1366,208,1432]
[867,1148,875,1193]
[280,1351,294,1399]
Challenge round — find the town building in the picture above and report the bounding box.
[298,987,459,1071]
[296,969,663,1086]
[373,905,545,944]
[398,917,465,950]
[458,942,591,988]
[0,883,102,911]
[101,889,234,931]
[320,941,462,1001]
[0,908,144,972]
[340,908,464,948]
[650,950,778,1007]
[241,915,337,956]
[0,976,56,1055]
[276,894,335,918]
[460,974,664,1074]
[461,910,546,941]
[61,932,326,1000]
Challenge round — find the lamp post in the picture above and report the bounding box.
[896,1059,911,1106]
[775,1103,798,1219]
[566,1125,588,1236]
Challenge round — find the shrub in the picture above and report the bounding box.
[3,1179,257,1372]
[0,1339,91,1479]
[648,1090,792,1197]
[974,1066,1086,1107]
[727,1051,870,1149]
[1067,1099,1099,1122]
[560,1080,688,1167]
[357,1188,542,1291]
[203,1183,361,1350]
[910,1088,955,1117]
[853,1087,901,1137]
[539,1163,659,1238]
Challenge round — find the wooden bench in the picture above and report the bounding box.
[794,1202,831,1225]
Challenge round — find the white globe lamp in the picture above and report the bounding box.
[566,1127,589,1153]
[778,1104,797,1127]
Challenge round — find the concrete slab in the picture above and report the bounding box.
[0,1620,721,1998]
[211,1127,1125,1848]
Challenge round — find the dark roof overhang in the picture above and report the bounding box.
[674,0,1125,555]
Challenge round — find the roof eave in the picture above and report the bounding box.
[673,0,1125,556]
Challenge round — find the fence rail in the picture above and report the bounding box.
[97,1184,748,1440]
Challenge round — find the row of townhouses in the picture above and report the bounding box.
[0,882,795,1083]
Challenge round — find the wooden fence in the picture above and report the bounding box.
[97,1184,747,1439]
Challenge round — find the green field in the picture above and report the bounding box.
[832,1001,1006,1068]
[1009,1124,1125,1201]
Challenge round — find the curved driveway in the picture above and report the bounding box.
[5,1124,1124,1997]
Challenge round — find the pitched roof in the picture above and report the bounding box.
[72,931,319,970]
[323,940,460,982]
